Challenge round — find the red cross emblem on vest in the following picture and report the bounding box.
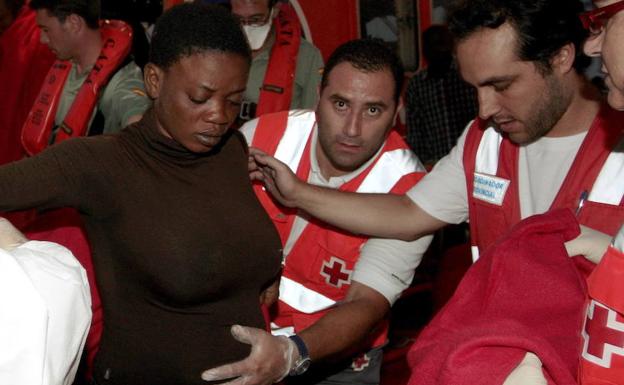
[320,256,352,288]
[581,300,624,368]
[351,353,370,371]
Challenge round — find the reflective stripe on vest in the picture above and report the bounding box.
[474,127,503,175]
[279,275,336,314]
[358,149,423,193]
[273,110,315,172]
[589,149,624,205]
[270,322,295,337]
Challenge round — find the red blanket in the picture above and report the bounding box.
[408,209,593,385]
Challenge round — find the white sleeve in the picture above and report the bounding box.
[0,241,91,385]
[406,121,472,224]
[239,117,260,145]
[352,234,433,305]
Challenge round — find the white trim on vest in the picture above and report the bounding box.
[270,322,295,337]
[274,110,316,171]
[471,246,480,262]
[589,150,624,205]
[279,276,336,314]
[357,149,425,193]
[472,126,503,262]
[474,126,503,175]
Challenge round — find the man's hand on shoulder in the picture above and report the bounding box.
[249,147,306,208]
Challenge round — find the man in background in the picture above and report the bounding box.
[231,0,323,121]
[22,0,150,155]
[405,24,477,166]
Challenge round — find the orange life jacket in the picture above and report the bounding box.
[255,4,301,117]
[21,20,132,156]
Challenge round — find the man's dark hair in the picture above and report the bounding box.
[321,38,405,103]
[149,3,251,71]
[3,0,25,19]
[448,0,589,74]
[29,0,100,29]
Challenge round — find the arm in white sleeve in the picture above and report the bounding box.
[353,234,433,305]
[407,122,472,225]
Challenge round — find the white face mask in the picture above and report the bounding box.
[242,9,273,50]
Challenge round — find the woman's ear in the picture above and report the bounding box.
[143,63,163,100]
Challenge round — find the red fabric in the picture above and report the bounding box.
[463,105,624,254]
[579,246,624,385]
[24,209,102,379]
[408,209,592,385]
[0,6,55,164]
[588,246,624,315]
[255,4,301,117]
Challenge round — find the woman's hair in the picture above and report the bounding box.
[29,0,100,29]
[321,38,405,103]
[448,0,589,74]
[149,3,251,71]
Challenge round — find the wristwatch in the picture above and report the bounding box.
[288,334,311,376]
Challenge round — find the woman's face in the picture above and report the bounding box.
[583,0,624,110]
[145,51,249,153]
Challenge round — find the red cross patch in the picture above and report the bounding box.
[581,300,624,368]
[351,353,370,371]
[320,256,352,288]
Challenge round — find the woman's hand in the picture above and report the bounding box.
[0,217,28,250]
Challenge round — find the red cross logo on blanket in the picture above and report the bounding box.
[351,353,370,371]
[320,257,352,288]
[581,300,624,368]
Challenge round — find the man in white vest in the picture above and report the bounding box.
[202,39,432,385]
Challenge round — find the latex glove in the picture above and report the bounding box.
[0,217,28,251]
[564,225,611,264]
[249,147,304,208]
[201,325,298,385]
[502,352,547,385]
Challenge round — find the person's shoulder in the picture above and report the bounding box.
[220,129,249,158]
[298,38,323,59]
[70,133,122,150]
[38,135,121,164]
[110,61,144,83]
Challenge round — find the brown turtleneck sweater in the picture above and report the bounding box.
[0,109,282,385]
